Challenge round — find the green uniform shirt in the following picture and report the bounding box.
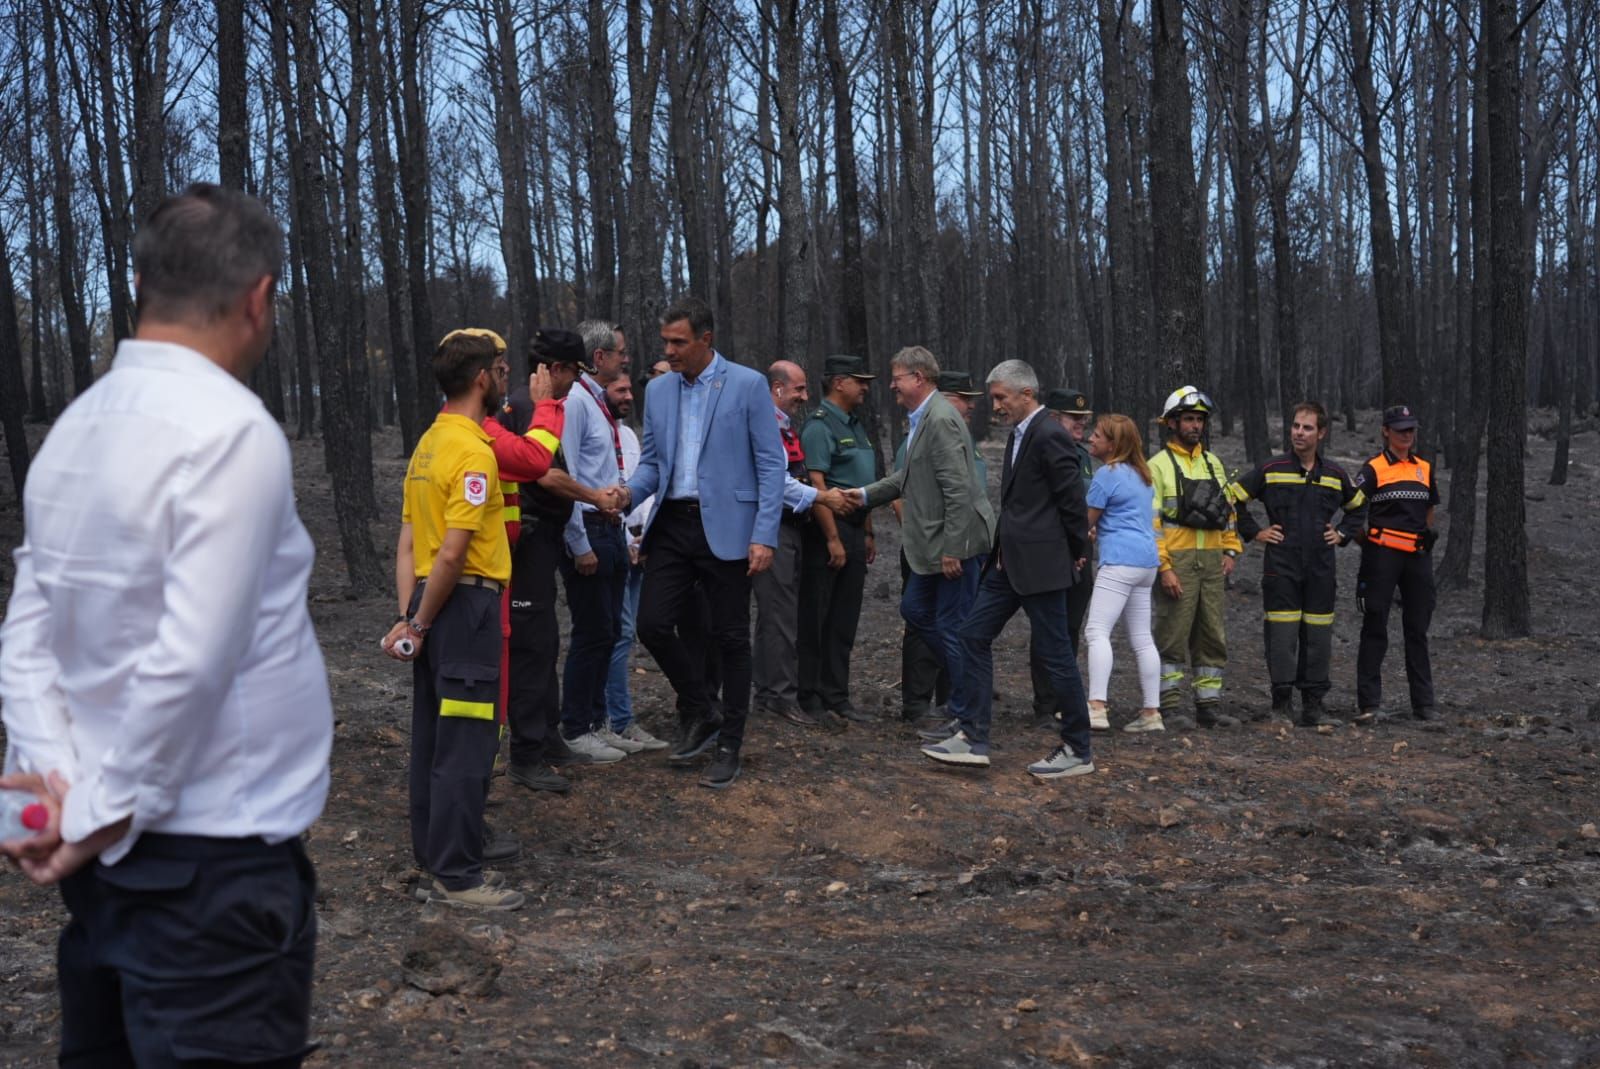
[802,399,877,489]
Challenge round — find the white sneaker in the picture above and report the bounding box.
[1122,712,1165,733]
[565,730,627,763]
[1088,702,1111,731]
[619,723,670,751]
[595,726,646,754]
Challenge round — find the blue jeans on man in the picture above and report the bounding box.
[605,560,645,732]
[899,557,981,706]
[951,567,1092,758]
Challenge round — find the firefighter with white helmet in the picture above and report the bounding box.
[1147,386,1242,730]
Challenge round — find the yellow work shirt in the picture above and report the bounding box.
[401,412,511,582]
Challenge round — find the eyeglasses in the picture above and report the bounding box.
[490,362,510,379]
[890,370,919,384]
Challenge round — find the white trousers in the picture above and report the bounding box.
[1084,564,1161,707]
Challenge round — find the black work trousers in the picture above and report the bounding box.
[507,520,564,769]
[409,581,502,890]
[797,518,868,712]
[1263,548,1338,701]
[57,835,316,1068]
[636,502,753,748]
[1356,543,1436,711]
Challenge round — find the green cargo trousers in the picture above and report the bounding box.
[1154,549,1228,710]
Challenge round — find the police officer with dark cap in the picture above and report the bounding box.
[1029,387,1098,728]
[1352,404,1440,724]
[798,355,879,724]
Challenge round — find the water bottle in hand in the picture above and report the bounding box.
[1,788,50,838]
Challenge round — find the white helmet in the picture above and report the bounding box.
[1161,385,1214,420]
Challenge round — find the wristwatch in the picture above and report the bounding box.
[406,617,431,636]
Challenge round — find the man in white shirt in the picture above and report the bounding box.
[0,184,332,1067]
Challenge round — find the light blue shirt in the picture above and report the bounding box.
[904,390,935,448]
[563,374,623,556]
[668,352,723,501]
[1087,462,1160,569]
[1007,406,1043,468]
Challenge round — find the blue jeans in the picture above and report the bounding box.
[952,567,1091,756]
[900,558,981,710]
[606,560,645,731]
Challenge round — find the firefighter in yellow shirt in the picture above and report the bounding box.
[382,331,529,911]
[1151,386,1243,729]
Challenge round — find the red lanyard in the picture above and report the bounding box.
[581,375,625,476]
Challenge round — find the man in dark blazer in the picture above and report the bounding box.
[922,359,1095,779]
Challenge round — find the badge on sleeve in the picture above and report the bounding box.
[464,472,489,506]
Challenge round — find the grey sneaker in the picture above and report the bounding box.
[595,726,646,754]
[619,723,669,751]
[917,717,960,743]
[426,878,524,911]
[1122,712,1165,733]
[1028,746,1095,780]
[413,869,506,902]
[921,731,991,767]
[565,730,627,763]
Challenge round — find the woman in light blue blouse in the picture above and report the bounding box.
[1082,415,1164,732]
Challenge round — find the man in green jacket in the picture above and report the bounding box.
[854,347,996,723]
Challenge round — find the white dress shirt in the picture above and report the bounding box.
[1008,405,1044,467]
[0,339,333,864]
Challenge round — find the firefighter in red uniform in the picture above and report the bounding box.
[1231,402,1366,728]
[1353,405,1439,724]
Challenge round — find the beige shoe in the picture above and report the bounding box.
[1122,711,1165,733]
[1088,701,1111,731]
[427,878,524,911]
[412,869,506,902]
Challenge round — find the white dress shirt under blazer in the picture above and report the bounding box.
[0,340,334,865]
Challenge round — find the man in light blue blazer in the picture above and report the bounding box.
[620,297,788,789]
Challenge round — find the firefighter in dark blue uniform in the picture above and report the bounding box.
[1231,402,1365,727]
[1352,405,1439,724]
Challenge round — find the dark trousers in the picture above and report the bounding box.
[798,519,868,712]
[559,520,627,736]
[952,567,1092,755]
[1263,550,1337,701]
[1030,564,1092,715]
[409,582,502,890]
[1356,544,1436,711]
[901,552,949,716]
[507,521,564,768]
[57,834,316,1068]
[900,556,981,711]
[637,502,753,748]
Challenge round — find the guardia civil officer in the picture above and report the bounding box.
[1352,405,1439,724]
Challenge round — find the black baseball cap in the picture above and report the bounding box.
[1383,405,1419,430]
[531,328,588,372]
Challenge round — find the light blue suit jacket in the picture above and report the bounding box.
[627,355,787,561]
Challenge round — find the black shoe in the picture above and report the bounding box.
[699,745,741,789]
[762,699,819,728]
[546,735,595,767]
[817,709,850,734]
[1195,706,1240,729]
[1352,707,1381,725]
[1267,697,1295,725]
[507,762,572,794]
[831,703,873,724]
[1163,713,1198,731]
[670,714,723,764]
[1412,705,1439,722]
[482,826,522,863]
[1298,696,1340,729]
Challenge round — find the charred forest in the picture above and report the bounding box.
[0,0,1596,638]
